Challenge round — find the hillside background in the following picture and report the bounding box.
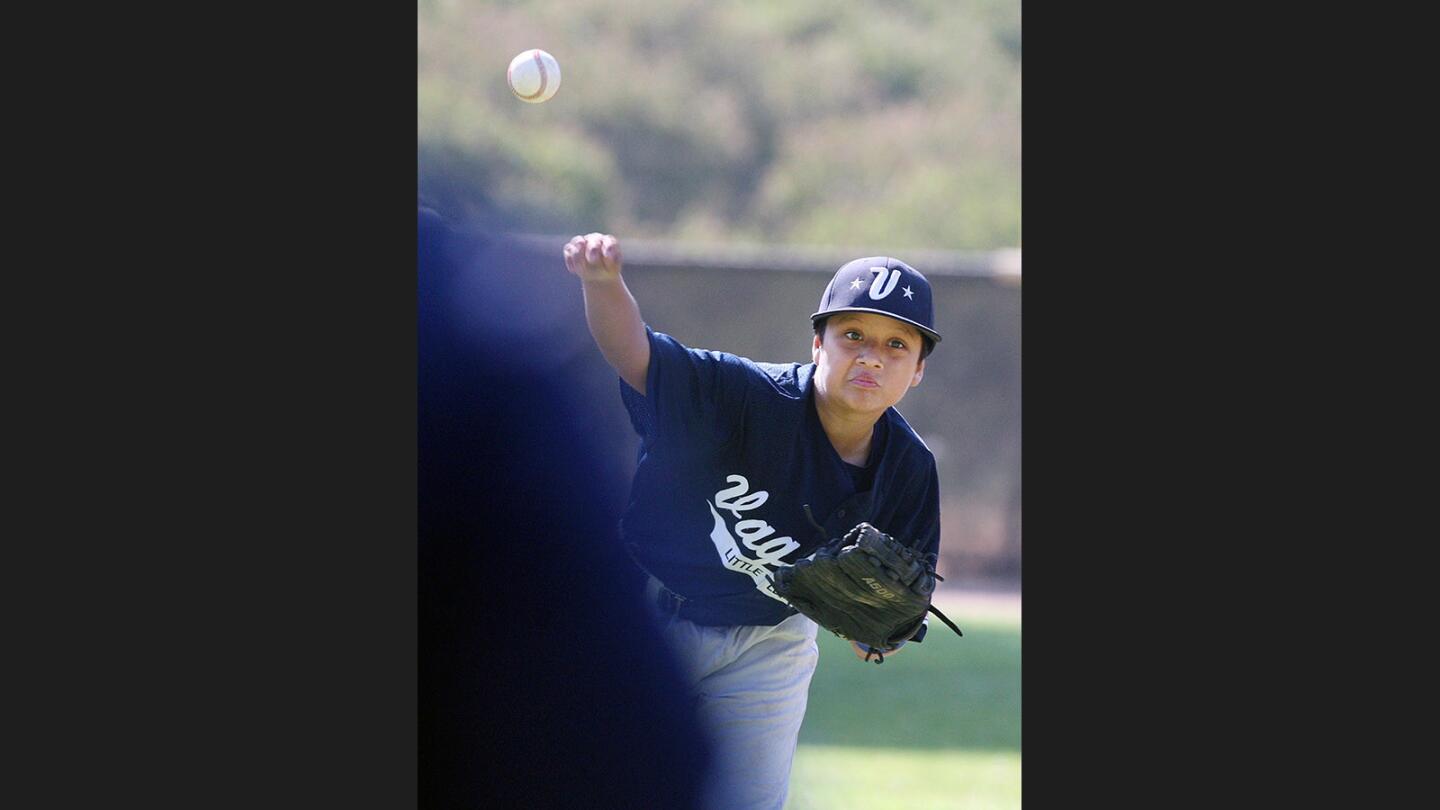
[419,0,1020,250]
[418,0,1021,584]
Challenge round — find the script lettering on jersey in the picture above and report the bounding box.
[708,474,801,603]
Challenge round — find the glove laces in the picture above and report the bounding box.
[801,503,830,544]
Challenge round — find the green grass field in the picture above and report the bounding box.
[783,596,1021,809]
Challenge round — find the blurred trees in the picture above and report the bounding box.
[419,0,1021,250]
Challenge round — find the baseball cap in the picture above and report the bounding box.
[810,257,942,345]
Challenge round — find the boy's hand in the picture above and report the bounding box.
[563,232,622,283]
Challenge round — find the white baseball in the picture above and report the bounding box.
[506,49,561,103]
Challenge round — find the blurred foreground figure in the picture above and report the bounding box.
[418,206,710,809]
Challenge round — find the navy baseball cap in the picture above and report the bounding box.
[810,257,942,345]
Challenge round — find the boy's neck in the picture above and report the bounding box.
[814,397,879,467]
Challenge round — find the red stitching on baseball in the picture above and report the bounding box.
[514,49,548,100]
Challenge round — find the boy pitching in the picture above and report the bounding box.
[563,232,943,810]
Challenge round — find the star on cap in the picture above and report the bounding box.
[849,277,865,290]
[902,285,915,299]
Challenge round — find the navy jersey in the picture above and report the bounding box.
[620,327,941,627]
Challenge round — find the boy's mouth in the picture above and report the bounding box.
[850,374,879,388]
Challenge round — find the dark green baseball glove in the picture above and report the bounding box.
[774,522,961,663]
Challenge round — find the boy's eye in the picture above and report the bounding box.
[889,339,908,350]
[844,330,862,341]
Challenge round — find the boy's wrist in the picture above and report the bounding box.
[580,272,623,288]
[855,640,905,653]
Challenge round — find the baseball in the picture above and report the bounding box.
[506,49,561,103]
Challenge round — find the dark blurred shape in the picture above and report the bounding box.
[418,205,710,809]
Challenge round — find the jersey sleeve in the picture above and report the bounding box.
[619,327,753,453]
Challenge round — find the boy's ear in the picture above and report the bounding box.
[910,356,926,388]
[812,333,822,362]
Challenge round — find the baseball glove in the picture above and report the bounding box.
[774,522,963,663]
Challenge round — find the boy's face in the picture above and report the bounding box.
[812,312,926,419]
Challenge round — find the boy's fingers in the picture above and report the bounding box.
[562,240,582,274]
[562,233,621,277]
[600,235,621,272]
